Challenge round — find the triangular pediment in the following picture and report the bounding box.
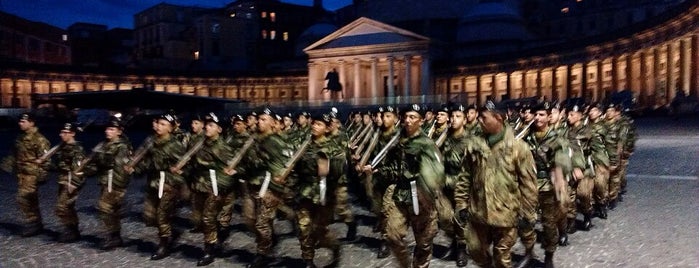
[304,17,429,52]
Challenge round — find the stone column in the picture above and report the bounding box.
[420,55,430,96]
[339,60,346,102]
[476,75,482,106]
[692,34,699,98]
[308,62,318,101]
[666,43,674,104]
[611,57,618,94]
[387,56,395,100]
[639,51,648,106]
[353,58,361,100]
[11,79,19,107]
[566,65,573,99]
[680,38,689,94]
[371,57,379,103]
[404,55,412,97]
[596,60,604,101]
[653,47,661,104]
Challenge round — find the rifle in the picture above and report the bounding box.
[38,143,63,163]
[353,125,374,155]
[73,141,106,174]
[356,129,380,168]
[172,138,205,171]
[370,129,401,169]
[426,120,437,138]
[434,124,450,147]
[349,123,371,148]
[260,135,312,197]
[225,137,255,171]
[126,136,154,168]
[515,120,535,140]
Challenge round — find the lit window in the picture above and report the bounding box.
[230,13,236,17]
[62,34,68,41]
[283,32,289,41]
[561,7,569,13]
[261,12,267,18]
[270,30,276,40]
[246,13,252,19]
[270,12,276,22]
[261,30,267,39]
[194,51,199,60]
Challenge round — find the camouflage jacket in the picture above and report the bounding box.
[604,118,624,166]
[293,136,343,204]
[372,127,401,189]
[189,136,234,193]
[440,130,476,190]
[431,123,448,139]
[1,127,50,178]
[91,137,133,189]
[564,124,593,176]
[464,121,483,137]
[588,120,610,167]
[135,135,186,188]
[620,115,636,156]
[455,125,538,227]
[524,126,572,192]
[53,141,86,187]
[390,131,445,207]
[236,132,291,190]
[329,130,350,184]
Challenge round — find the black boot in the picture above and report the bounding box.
[328,244,341,267]
[581,213,593,231]
[544,251,555,268]
[218,226,231,244]
[189,225,203,233]
[558,232,569,247]
[515,248,534,268]
[245,254,271,268]
[151,236,171,260]
[456,244,468,267]
[345,221,357,242]
[100,232,123,250]
[595,204,608,219]
[58,224,80,243]
[377,240,390,259]
[21,221,43,237]
[608,199,618,210]
[566,218,577,234]
[197,242,216,266]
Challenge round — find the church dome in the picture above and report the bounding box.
[295,22,338,57]
[457,1,529,43]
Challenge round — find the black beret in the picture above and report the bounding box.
[61,122,80,133]
[256,107,275,117]
[402,104,426,117]
[450,103,466,113]
[311,113,333,125]
[231,114,245,122]
[191,113,205,122]
[436,104,450,114]
[479,100,507,114]
[106,114,124,129]
[19,112,36,122]
[157,113,177,125]
[297,111,310,118]
[205,112,222,126]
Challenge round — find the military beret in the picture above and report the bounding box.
[297,111,310,118]
[466,103,478,111]
[157,113,177,125]
[531,101,553,112]
[479,100,507,114]
[205,112,222,126]
[311,113,333,126]
[247,111,258,117]
[274,114,282,121]
[402,104,426,117]
[436,104,450,114]
[283,113,293,119]
[106,113,124,129]
[588,102,603,110]
[256,107,275,117]
[191,113,205,122]
[19,112,36,122]
[61,122,80,133]
[231,114,245,122]
[450,103,466,113]
[382,105,398,115]
[606,102,621,110]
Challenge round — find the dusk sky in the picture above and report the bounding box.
[0,0,352,29]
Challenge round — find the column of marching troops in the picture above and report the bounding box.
[1,97,636,268]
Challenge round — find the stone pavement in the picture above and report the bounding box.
[0,116,697,268]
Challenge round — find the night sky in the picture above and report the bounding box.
[0,0,352,29]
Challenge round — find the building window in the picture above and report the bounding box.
[283,32,289,41]
[605,70,612,77]
[270,30,276,40]
[62,34,68,41]
[230,13,236,17]
[270,12,276,22]
[261,30,267,39]
[194,51,200,60]
[561,7,569,14]
[261,11,267,18]
[246,13,253,19]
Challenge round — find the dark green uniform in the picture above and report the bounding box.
[186,132,207,230]
[329,130,353,224]
[218,130,250,228]
[589,118,611,215]
[605,117,624,203]
[463,121,483,137]
[383,131,444,268]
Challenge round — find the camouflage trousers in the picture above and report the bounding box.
[143,184,180,238]
[218,189,237,228]
[241,183,259,232]
[297,200,339,260]
[384,188,438,268]
[255,190,284,256]
[620,158,630,192]
[16,174,42,225]
[55,180,81,227]
[190,186,205,229]
[520,191,565,253]
[98,187,127,234]
[367,175,391,235]
[565,182,577,220]
[192,190,224,244]
[608,165,622,202]
[465,220,517,268]
[576,176,594,214]
[334,184,354,223]
[593,165,610,205]
[437,189,463,245]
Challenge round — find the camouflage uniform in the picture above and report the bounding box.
[235,130,291,266]
[2,125,50,235]
[292,135,342,265]
[53,140,86,241]
[618,114,636,195]
[605,116,624,204]
[90,135,133,249]
[521,126,572,258]
[218,130,250,229]
[589,118,611,216]
[329,129,354,227]
[186,132,206,231]
[455,125,538,268]
[368,125,400,257]
[463,121,483,137]
[134,134,185,239]
[564,120,596,230]
[383,130,444,268]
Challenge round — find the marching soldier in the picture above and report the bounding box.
[219,114,249,235]
[463,103,483,137]
[246,111,259,134]
[0,113,50,237]
[518,102,572,268]
[186,114,207,233]
[235,107,292,268]
[367,104,445,268]
[50,122,86,242]
[587,103,611,219]
[86,115,133,250]
[604,103,625,209]
[429,105,449,139]
[565,104,596,231]
[328,111,357,241]
[455,101,538,268]
[127,113,186,260]
[174,112,235,266]
[292,113,342,268]
[618,109,636,198]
